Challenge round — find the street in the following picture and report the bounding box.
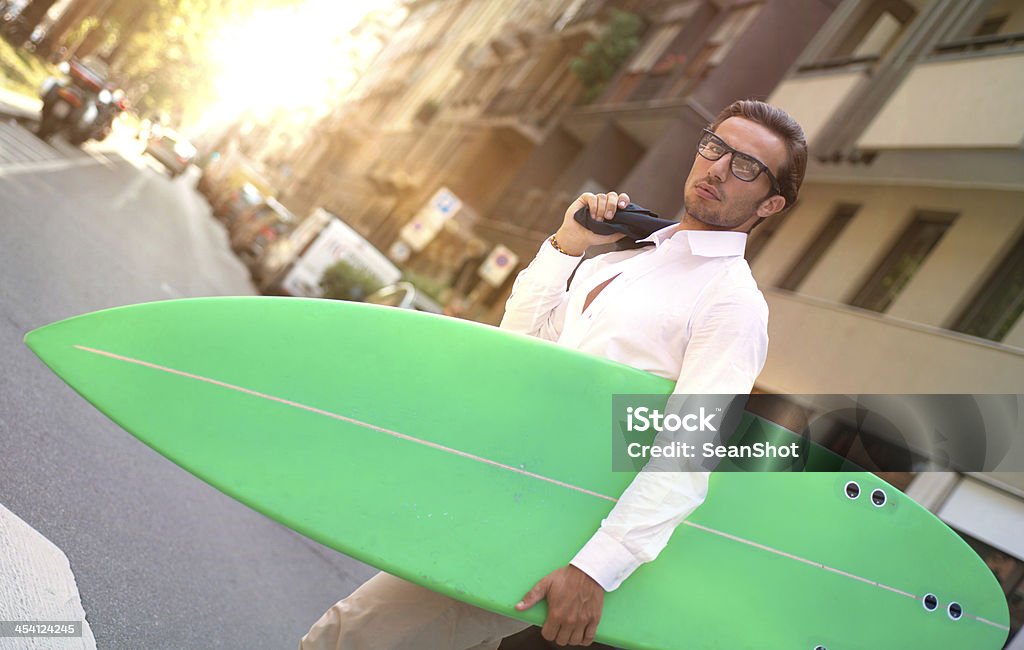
[0,122,375,648]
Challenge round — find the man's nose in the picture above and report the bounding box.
[707,153,732,183]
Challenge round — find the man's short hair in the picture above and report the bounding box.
[709,100,807,211]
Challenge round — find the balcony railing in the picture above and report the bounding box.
[627,71,674,102]
[483,77,584,133]
[932,31,1024,56]
[487,88,535,116]
[796,54,880,74]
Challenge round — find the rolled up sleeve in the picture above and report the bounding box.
[499,239,583,342]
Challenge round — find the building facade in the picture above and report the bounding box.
[761,1,1024,644]
[278,0,836,318]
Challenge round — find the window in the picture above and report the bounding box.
[627,24,683,73]
[933,0,1024,56]
[850,10,902,59]
[801,0,916,71]
[965,0,1024,38]
[778,204,859,291]
[974,15,1009,37]
[623,23,686,103]
[746,393,919,486]
[951,230,1024,342]
[849,211,956,313]
[817,421,924,484]
[706,3,761,66]
[662,3,762,99]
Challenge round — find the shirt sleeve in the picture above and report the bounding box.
[675,287,771,395]
[499,238,585,342]
[570,287,770,591]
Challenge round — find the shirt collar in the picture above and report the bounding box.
[636,225,748,257]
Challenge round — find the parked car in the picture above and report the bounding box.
[201,154,275,219]
[229,197,297,270]
[213,182,265,225]
[365,282,443,314]
[144,129,196,177]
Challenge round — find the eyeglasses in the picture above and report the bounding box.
[697,129,781,196]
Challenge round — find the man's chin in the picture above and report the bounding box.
[683,201,723,228]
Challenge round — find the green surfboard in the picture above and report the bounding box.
[24,297,1010,649]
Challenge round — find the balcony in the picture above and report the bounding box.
[857,49,1024,150]
[757,289,1024,394]
[767,70,870,148]
[931,31,1024,58]
[480,76,585,142]
[486,88,535,116]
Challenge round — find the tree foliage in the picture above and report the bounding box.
[320,260,384,302]
[569,10,644,104]
[83,0,301,122]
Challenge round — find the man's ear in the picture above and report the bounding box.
[756,194,787,218]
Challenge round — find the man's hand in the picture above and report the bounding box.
[553,192,630,256]
[515,565,605,646]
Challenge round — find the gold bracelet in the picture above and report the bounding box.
[549,234,574,256]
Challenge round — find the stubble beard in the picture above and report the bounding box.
[683,187,760,230]
[684,189,757,230]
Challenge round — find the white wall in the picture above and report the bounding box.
[859,53,1024,149]
[768,71,868,146]
[757,289,1024,393]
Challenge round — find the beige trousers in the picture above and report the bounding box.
[300,572,530,650]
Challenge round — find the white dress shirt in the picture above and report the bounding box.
[499,225,769,591]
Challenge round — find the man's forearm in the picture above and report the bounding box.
[499,237,581,340]
[570,470,710,591]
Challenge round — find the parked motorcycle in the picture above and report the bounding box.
[36,57,122,146]
[89,87,128,143]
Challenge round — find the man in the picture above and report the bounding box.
[301,99,807,650]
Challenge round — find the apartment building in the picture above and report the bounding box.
[466,0,837,322]
[280,0,558,237]
[759,1,1024,644]
[277,1,835,317]
[431,1,1024,641]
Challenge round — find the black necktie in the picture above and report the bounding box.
[573,203,673,249]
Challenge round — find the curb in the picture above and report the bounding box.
[0,104,38,126]
[0,89,41,126]
[0,503,97,649]
[0,105,39,126]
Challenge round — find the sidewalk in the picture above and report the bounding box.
[0,86,40,123]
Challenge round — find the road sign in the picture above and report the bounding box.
[398,187,462,251]
[478,244,518,287]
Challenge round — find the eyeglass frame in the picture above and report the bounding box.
[697,128,782,198]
